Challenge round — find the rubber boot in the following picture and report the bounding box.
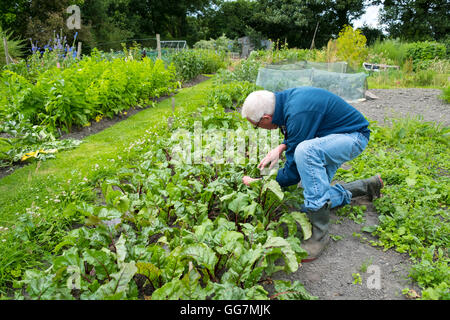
[341,174,384,201]
[300,201,331,263]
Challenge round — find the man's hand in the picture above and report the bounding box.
[243,176,260,186]
[258,144,287,170]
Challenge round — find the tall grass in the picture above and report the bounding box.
[370,38,410,66]
[368,57,449,89]
[440,86,450,103]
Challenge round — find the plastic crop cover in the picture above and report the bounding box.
[256,61,367,102]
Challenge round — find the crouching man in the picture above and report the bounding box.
[241,87,383,262]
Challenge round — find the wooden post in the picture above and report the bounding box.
[156,34,161,59]
[3,37,10,65]
[310,21,319,50]
[77,41,82,59]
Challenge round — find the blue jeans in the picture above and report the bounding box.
[294,132,369,211]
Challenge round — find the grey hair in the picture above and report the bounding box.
[241,90,275,123]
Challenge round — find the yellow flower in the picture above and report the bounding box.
[95,115,103,122]
[21,150,40,161]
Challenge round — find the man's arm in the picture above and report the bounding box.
[242,144,287,186]
[257,143,287,170]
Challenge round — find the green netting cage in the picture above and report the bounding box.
[256,61,367,102]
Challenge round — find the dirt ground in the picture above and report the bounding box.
[353,88,449,126]
[266,88,449,300]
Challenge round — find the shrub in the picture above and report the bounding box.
[171,49,226,82]
[207,81,261,110]
[406,41,447,70]
[370,38,410,66]
[194,34,234,53]
[214,56,263,84]
[335,25,369,70]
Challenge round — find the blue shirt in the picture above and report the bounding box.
[272,87,370,187]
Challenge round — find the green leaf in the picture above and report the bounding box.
[162,248,185,282]
[228,192,250,213]
[405,177,416,187]
[218,230,244,255]
[361,225,378,233]
[136,262,161,285]
[210,282,247,300]
[182,243,218,276]
[272,280,318,300]
[290,211,312,240]
[180,269,209,299]
[91,262,137,299]
[151,279,183,300]
[20,270,73,300]
[262,180,284,201]
[242,201,258,219]
[263,236,298,273]
[105,185,123,206]
[221,247,264,285]
[115,234,127,266]
[116,195,130,213]
[83,249,117,281]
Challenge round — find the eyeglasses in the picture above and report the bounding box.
[253,117,262,129]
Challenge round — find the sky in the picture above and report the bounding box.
[353,5,382,29]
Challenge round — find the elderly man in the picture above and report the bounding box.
[241,87,383,262]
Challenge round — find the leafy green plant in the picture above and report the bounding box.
[439,85,450,103]
[171,49,226,82]
[408,246,450,300]
[336,205,367,224]
[1,51,178,135]
[6,95,314,300]
[207,81,260,110]
[405,41,447,70]
[352,273,362,285]
[1,58,449,301]
[214,57,263,84]
[0,27,26,67]
[335,25,369,70]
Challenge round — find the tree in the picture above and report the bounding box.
[335,25,368,69]
[358,24,385,45]
[0,0,30,38]
[375,0,450,41]
[250,0,367,48]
